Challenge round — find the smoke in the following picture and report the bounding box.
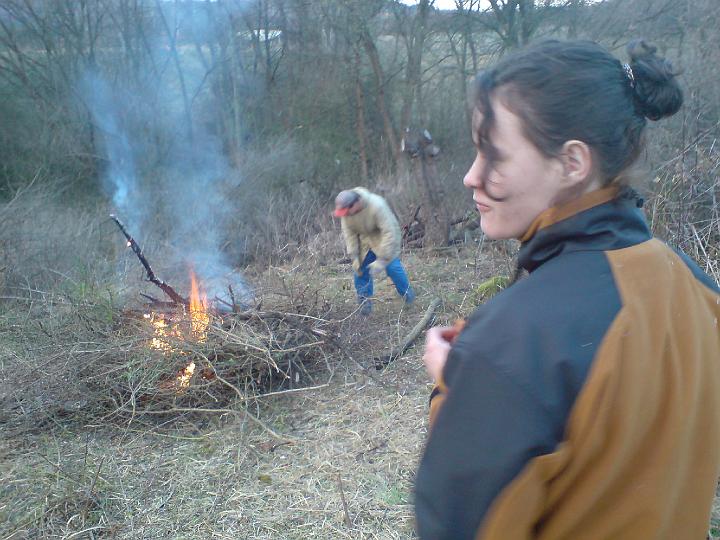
[80,72,144,233]
[79,1,252,307]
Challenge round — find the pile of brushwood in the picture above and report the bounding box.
[0,291,344,434]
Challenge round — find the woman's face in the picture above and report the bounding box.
[463,100,568,240]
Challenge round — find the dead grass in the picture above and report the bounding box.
[0,245,496,539]
[1,373,427,539]
[2,242,718,539]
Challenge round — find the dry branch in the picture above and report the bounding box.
[0,286,345,439]
[110,214,188,306]
[83,299,343,430]
[337,473,353,528]
[374,297,441,369]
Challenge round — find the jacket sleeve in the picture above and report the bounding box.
[414,341,557,540]
[340,219,360,262]
[373,201,401,261]
[428,380,447,427]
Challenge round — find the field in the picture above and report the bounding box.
[3,239,720,539]
[1,247,502,539]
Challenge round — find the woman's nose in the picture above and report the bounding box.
[463,153,483,189]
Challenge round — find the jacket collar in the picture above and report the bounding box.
[518,185,651,273]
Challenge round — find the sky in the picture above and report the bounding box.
[400,0,486,10]
[401,0,603,9]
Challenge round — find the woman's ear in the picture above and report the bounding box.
[560,140,594,188]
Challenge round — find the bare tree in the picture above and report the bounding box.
[391,0,432,132]
[352,47,370,182]
[359,24,403,170]
[445,0,483,131]
[480,0,580,50]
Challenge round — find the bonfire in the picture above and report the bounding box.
[107,214,341,420]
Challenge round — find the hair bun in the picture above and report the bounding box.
[626,39,683,121]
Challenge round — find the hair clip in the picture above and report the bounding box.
[623,63,635,88]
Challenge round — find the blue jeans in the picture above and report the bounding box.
[354,250,414,302]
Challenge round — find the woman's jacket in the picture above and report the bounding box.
[415,186,720,540]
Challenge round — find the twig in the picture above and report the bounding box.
[214,296,234,310]
[337,473,352,528]
[81,456,106,519]
[228,284,237,312]
[657,120,720,170]
[252,382,334,399]
[65,525,107,539]
[375,297,442,369]
[109,214,188,306]
[689,222,719,283]
[206,357,299,442]
[139,293,179,310]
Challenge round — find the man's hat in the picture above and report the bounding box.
[333,190,360,217]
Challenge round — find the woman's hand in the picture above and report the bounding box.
[423,326,456,383]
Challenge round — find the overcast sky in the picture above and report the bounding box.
[400,0,485,10]
[401,0,602,9]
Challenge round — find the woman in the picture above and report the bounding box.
[415,39,720,540]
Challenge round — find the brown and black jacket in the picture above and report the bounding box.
[415,186,720,540]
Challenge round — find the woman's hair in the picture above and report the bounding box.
[473,39,683,186]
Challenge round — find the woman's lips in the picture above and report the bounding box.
[475,201,491,212]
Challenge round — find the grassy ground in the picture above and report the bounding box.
[2,245,719,539]
[0,246,496,539]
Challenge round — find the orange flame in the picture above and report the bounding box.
[145,312,181,351]
[189,270,210,341]
[177,361,196,388]
[144,270,211,390]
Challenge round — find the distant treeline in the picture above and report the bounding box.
[0,0,717,259]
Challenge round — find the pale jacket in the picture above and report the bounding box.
[340,187,401,264]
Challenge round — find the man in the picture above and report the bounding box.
[334,188,415,315]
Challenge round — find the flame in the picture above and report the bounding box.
[189,271,210,341]
[177,361,196,388]
[145,271,210,351]
[143,270,211,391]
[146,312,181,352]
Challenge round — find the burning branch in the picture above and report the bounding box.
[110,214,188,306]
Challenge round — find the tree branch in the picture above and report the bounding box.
[110,214,188,306]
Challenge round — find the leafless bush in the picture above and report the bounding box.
[225,138,340,265]
[0,175,349,435]
[0,274,346,438]
[645,144,720,282]
[0,178,118,295]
